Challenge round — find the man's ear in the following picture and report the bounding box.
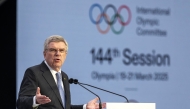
[43,51,46,57]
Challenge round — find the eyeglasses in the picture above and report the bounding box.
[46,48,67,53]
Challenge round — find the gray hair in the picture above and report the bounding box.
[44,35,68,52]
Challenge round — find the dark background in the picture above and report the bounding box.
[0,0,16,108]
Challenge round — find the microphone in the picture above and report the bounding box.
[69,78,129,103]
[69,78,102,109]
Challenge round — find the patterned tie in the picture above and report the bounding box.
[56,72,65,107]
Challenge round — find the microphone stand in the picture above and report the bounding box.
[78,82,129,103]
[77,83,102,109]
[69,78,102,109]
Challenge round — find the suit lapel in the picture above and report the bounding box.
[61,71,70,109]
[40,62,64,108]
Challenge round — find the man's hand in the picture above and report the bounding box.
[36,87,51,104]
[86,97,106,109]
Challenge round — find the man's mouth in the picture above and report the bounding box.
[54,59,60,61]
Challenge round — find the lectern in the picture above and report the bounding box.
[106,103,156,109]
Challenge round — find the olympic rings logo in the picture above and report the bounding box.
[89,3,132,34]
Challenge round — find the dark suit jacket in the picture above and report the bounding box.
[17,61,83,109]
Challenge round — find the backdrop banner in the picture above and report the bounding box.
[17,1,190,109]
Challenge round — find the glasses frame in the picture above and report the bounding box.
[46,48,67,54]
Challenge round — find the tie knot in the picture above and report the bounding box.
[56,72,62,80]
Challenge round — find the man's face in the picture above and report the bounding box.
[44,41,67,71]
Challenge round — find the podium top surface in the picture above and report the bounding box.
[106,103,156,109]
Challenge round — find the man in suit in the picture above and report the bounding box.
[17,35,106,109]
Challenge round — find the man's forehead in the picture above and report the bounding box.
[48,42,67,47]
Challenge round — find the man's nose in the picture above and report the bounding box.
[55,50,61,55]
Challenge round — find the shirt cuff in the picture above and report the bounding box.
[33,96,40,108]
[83,104,87,109]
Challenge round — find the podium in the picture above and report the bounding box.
[106,103,156,109]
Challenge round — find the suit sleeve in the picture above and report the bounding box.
[71,105,84,109]
[17,68,38,109]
